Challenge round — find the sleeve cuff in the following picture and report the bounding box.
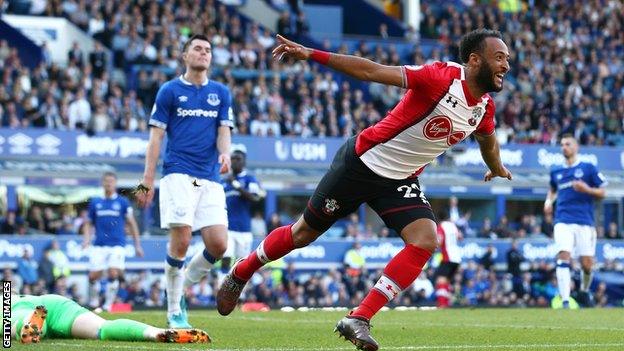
[149,119,167,129]
[220,120,234,128]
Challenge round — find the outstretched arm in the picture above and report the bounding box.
[272,34,405,88]
[474,133,512,182]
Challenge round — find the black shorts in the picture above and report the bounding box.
[434,262,460,281]
[303,136,435,234]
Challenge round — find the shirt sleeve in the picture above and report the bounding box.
[402,61,459,91]
[123,197,134,219]
[402,64,439,91]
[219,87,235,129]
[475,99,496,136]
[149,83,173,130]
[247,175,262,195]
[589,164,607,188]
[88,199,96,223]
[549,171,558,191]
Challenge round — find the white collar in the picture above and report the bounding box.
[564,159,580,168]
[180,75,209,86]
[105,193,118,200]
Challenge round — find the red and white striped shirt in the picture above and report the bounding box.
[437,220,462,264]
[355,61,495,179]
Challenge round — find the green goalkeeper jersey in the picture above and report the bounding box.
[12,294,89,338]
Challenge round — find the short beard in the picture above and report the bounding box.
[476,62,500,93]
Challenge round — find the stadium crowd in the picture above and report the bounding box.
[3,198,621,239]
[1,0,623,145]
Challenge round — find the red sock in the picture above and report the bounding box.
[435,281,451,308]
[233,225,295,281]
[352,244,432,320]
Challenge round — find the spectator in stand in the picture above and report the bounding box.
[295,11,310,39]
[47,240,70,281]
[36,247,55,292]
[541,213,554,238]
[479,217,497,239]
[433,210,462,307]
[17,248,38,289]
[1,210,20,234]
[67,41,84,67]
[267,213,283,233]
[495,215,513,238]
[250,211,268,238]
[145,281,165,307]
[480,244,495,271]
[448,196,461,223]
[343,241,366,277]
[67,89,91,130]
[89,41,107,79]
[276,11,293,38]
[606,222,620,239]
[506,240,524,294]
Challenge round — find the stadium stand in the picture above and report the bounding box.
[1,0,623,309]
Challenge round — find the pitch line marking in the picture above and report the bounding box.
[46,342,624,350]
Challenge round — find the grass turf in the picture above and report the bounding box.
[8,308,624,350]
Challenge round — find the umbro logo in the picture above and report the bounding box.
[192,179,201,187]
[446,96,458,108]
[178,95,188,102]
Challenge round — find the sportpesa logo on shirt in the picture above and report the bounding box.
[176,108,219,118]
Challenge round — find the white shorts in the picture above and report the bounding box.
[224,230,253,259]
[159,173,228,231]
[553,222,597,257]
[89,245,126,271]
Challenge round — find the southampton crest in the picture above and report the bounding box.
[469,107,483,126]
[323,198,340,216]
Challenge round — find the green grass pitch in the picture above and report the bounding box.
[9,308,624,350]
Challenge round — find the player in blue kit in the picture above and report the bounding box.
[82,172,143,311]
[221,149,266,271]
[136,34,234,328]
[544,134,607,308]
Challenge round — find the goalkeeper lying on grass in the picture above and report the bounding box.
[11,294,210,344]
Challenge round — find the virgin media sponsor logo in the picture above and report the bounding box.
[423,116,452,139]
[423,116,465,145]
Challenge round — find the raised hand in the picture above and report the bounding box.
[484,166,513,182]
[272,34,311,62]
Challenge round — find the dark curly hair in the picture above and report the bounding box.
[459,29,503,64]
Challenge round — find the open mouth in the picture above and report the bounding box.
[495,73,504,85]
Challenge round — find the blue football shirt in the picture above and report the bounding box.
[222,171,262,232]
[149,76,235,182]
[549,161,607,226]
[88,194,132,247]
